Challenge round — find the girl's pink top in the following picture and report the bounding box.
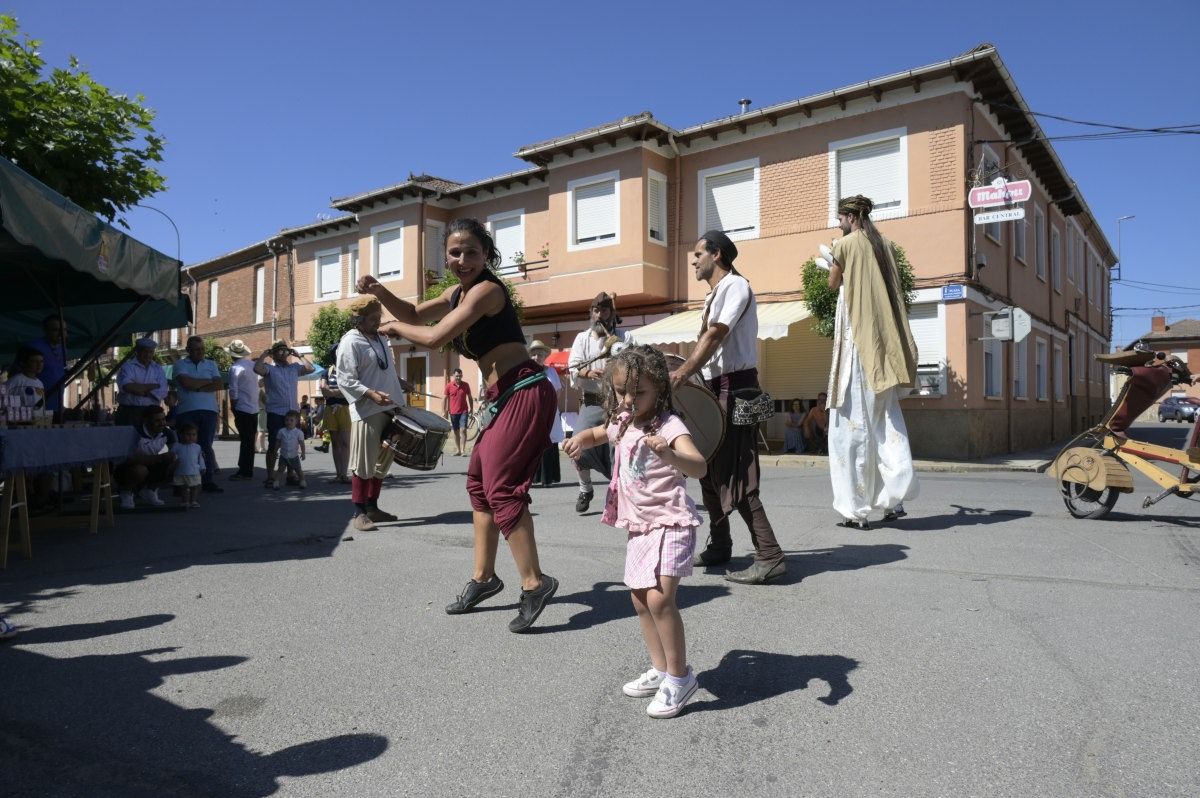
[601,412,701,533]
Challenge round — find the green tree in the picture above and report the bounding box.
[801,244,916,339]
[204,338,232,371]
[0,14,166,226]
[423,268,525,322]
[307,305,353,366]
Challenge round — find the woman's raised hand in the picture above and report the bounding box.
[356,275,384,296]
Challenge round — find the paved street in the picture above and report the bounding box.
[2,424,1199,797]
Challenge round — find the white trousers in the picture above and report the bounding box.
[828,353,918,521]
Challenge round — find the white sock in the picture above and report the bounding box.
[665,668,692,686]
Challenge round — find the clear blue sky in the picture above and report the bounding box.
[8,0,1198,346]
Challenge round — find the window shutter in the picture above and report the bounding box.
[318,252,340,298]
[424,224,444,275]
[254,266,265,323]
[907,304,944,367]
[704,168,757,234]
[838,138,902,210]
[492,216,523,273]
[648,176,666,242]
[377,227,402,276]
[575,180,616,243]
[1013,338,1027,397]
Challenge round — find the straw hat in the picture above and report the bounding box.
[528,339,551,355]
[227,339,250,357]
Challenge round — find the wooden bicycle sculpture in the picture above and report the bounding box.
[1050,348,1198,519]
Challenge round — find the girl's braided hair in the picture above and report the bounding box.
[602,344,674,442]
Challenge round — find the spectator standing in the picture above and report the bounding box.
[442,368,474,457]
[115,338,168,427]
[174,336,224,493]
[783,399,806,454]
[226,339,260,480]
[7,347,45,407]
[319,353,352,482]
[272,410,307,490]
[254,340,315,488]
[172,422,205,509]
[25,315,68,417]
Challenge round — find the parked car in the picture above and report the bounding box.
[1157,396,1200,423]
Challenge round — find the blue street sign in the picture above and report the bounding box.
[942,284,965,301]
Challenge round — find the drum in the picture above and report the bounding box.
[381,407,452,471]
[665,353,725,460]
[672,383,725,461]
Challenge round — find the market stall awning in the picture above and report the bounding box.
[627,301,811,345]
[0,158,189,359]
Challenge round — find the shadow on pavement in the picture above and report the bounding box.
[0,614,387,797]
[473,580,731,634]
[701,543,910,586]
[690,648,860,713]
[886,505,1033,532]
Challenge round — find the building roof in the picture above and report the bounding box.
[1137,318,1200,344]
[331,174,463,213]
[514,112,676,165]
[278,213,358,241]
[184,237,286,275]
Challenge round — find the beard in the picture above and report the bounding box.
[591,315,617,336]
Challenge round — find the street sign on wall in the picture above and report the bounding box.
[974,207,1026,225]
[969,179,1033,209]
[942,284,964,301]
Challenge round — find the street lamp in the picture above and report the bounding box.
[1115,215,1135,282]
[135,203,181,263]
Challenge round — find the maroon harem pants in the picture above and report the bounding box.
[466,360,556,536]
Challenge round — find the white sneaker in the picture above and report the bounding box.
[139,488,163,506]
[0,616,17,639]
[646,669,698,719]
[119,492,135,510]
[622,667,666,697]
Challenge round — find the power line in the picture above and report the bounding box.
[1112,303,1200,311]
[1116,278,1200,292]
[982,99,1200,135]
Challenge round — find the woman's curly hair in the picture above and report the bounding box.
[602,344,674,442]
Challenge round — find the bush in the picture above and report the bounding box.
[802,244,916,339]
[423,268,524,323]
[307,305,353,366]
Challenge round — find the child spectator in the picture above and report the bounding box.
[173,422,205,509]
[273,410,307,490]
[7,346,46,408]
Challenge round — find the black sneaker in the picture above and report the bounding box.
[445,575,505,615]
[508,574,559,633]
[693,544,732,567]
[574,491,594,514]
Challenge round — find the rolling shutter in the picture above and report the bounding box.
[648,175,666,242]
[376,227,402,277]
[574,180,616,243]
[318,251,340,299]
[704,167,756,235]
[838,138,901,210]
[492,215,524,274]
[907,304,944,367]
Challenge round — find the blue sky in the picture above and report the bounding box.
[8,0,1199,346]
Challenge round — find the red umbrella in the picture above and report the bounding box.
[544,350,570,375]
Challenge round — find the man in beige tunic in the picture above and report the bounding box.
[824,195,919,528]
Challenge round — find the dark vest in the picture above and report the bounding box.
[449,269,525,361]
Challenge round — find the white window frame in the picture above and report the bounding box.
[699,158,761,242]
[567,170,620,252]
[254,265,265,324]
[315,246,342,302]
[1013,216,1028,264]
[424,220,445,278]
[348,244,360,296]
[828,128,908,225]
[1053,343,1064,402]
[170,327,179,347]
[208,279,219,318]
[1013,337,1028,399]
[980,146,1003,243]
[371,221,405,281]
[908,302,947,396]
[983,338,1002,399]
[647,169,668,246]
[1051,226,1062,293]
[1033,205,1045,281]
[1035,339,1048,400]
[487,209,526,277]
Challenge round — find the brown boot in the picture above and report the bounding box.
[352,513,378,531]
[367,508,398,523]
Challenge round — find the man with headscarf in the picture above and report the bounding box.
[335,295,410,531]
[824,195,919,528]
[669,231,786,585]
[567,292,627,513]
[115,338,169,427]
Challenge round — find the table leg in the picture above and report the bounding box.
[89,464,102,535]
[100,462,114,528]
[2,470,32,568]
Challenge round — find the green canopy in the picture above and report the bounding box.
[0,157,189,360]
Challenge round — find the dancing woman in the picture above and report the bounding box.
[357,218,558,633]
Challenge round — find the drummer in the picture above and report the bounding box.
[669,231,786,585]
[335,295,411,532]
[567,292,628,513]
[357,217,559,634]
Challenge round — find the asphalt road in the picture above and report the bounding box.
[2,424,1198,797]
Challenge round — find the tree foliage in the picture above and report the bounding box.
[801,244,916,339]
[0,14,166,226]
[204,338,232,371]
[423,268,525,323]
[307,305,353,366]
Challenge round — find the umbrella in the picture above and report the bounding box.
[544,350,570,375]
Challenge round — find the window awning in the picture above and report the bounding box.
[628,300,811,345]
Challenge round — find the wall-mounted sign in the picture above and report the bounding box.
[941,284,965,301]
[969,179,1032,209]
[974,207,1026,225]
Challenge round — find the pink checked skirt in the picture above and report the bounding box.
[624,525,697,590]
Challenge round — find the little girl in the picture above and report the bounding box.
[563,345,707,719]
[173,422,205,509]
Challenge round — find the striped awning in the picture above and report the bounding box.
[628,301,810,345]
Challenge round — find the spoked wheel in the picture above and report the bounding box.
[1061,479,1119,519]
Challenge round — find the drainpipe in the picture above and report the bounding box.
[270,245,281,341]
[668,133,683,306]
[417,194,427,300]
